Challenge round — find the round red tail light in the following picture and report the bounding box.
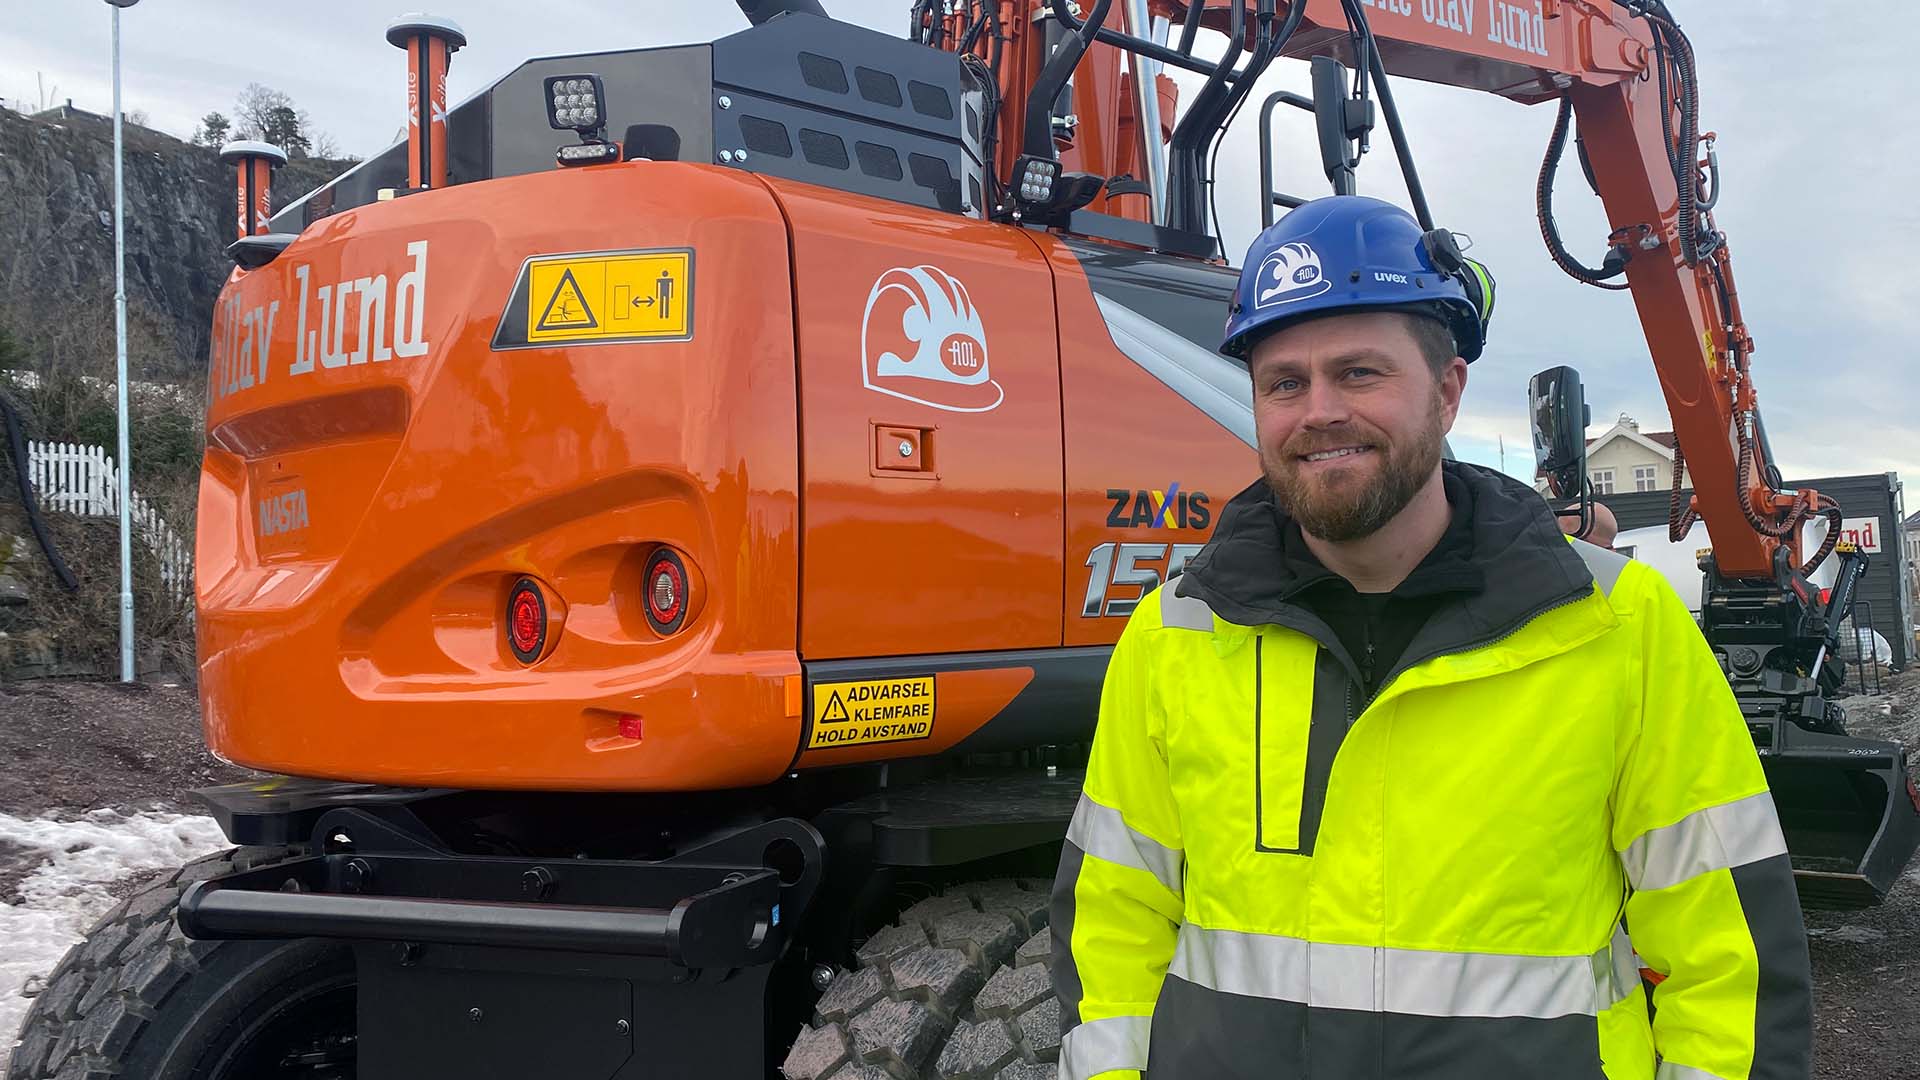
[507,578,548,663]
[644,549,688,634]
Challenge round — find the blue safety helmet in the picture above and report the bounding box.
[1220,195,1494,363]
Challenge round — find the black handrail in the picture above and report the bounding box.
[1258,89,1314,228]
[1163,0,1244,232]
[1201,0,1300,227]
[1037,1,1302,237]
[179,884,679,957]
[1176,0,1206,54]
[1049,0,1245,80]
[1025,0,1117,157]
[1339,0,1433,228]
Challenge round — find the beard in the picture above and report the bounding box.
[1263,392,1446,542]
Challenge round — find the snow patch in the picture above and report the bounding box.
[0,809,228,1061]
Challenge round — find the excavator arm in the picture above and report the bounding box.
[923,0,1823,575]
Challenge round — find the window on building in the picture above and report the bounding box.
[1591,468,1615,495]
[1634,465,1658,492]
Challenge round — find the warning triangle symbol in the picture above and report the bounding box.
[820,691,850,723]
[535,268,598,331]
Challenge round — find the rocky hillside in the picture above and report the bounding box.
[0,104,346,379]
[0,105,349,679]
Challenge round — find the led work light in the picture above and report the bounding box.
[544,73,621,166]
[1014,155,1058,203]
[546,74,607,135]
[1003,153,1103,225]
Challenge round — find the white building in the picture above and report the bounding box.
[1584,414,1690,495]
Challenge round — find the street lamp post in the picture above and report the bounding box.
[107,0,138,682]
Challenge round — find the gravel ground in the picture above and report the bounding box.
[0,681,255,816]
[1806,664,1920,1080]
[2,672,1919,1078]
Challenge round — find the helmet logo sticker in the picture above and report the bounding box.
[1253,242,1333,309]
[860,265,1003,413]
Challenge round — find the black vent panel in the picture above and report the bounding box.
[739,116,794,158]
[909,152,959,207]
[713,16,970,215]
[856,67,903,108]
[800,128,850,170]
[909,80,953,120]
[798,51,849,94]
[856,141,903,181]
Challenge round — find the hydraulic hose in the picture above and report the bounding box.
[1538,97,1630,290]
[1801,499,1843,577]
[0,392,80,593]
[1667,442,1698,542]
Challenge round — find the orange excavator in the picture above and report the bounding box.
[12,2,1917,1078]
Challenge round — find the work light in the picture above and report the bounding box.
[544,74,608,138]
[1014,155,1058,203]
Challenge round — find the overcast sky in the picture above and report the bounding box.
[7,1,1917,495]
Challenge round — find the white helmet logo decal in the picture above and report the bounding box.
[1254,242,1333,309]
[861,264,1003,413]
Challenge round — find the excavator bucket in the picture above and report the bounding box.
[1763,724,1920,910]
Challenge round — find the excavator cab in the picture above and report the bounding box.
[1532,367,1920,909]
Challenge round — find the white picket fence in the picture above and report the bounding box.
[25,440,193,601]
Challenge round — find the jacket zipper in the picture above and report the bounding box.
[1362,631,1376,695]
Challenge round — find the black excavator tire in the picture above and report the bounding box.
[5,845,356,1080]
[781,878,1063,1080]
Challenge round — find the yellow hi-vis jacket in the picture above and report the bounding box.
[1051,465,1812,1080]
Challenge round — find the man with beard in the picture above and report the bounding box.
[1050,196,1810,1080]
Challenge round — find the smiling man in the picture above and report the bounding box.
[1050,196,1811,1080]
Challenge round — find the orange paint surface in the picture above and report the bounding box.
[199,164,802,790]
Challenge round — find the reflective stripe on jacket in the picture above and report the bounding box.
[1051,463,1811,1080]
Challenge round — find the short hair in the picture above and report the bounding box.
[1402,313,1458,378]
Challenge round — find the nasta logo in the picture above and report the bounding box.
[860,265,1002,412]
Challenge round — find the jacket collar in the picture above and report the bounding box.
[1178,461,1601,673]
[1277,466,1486,603]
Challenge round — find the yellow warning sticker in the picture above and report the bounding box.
[522,249,692,344]
[807,676,936,750]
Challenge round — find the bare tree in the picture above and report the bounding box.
[233,83,338,159]
[233,83,293,141]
